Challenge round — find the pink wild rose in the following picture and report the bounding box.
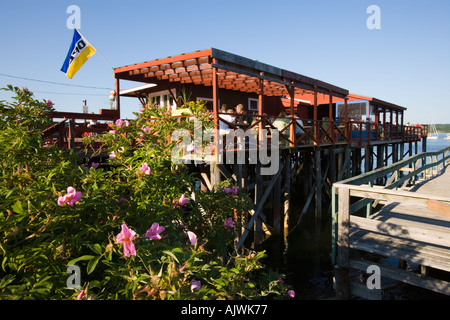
[115,119,129,128]
[288,290,295,298]
[178,194,189,206]
[187,231,197,246]
[76,289,85,300]
[186,142,195,153]
[145,222,165,241]
[57,187,82,206]
[190,280,201,292]
[138,162,151,175]
[116,224,137,258]
[225,186,238,196]
[224,217,235,228]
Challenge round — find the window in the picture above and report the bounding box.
[147,89,177,108]
[248,98,258,112]
[196,97,220,111]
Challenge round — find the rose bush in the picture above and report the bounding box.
[0,85,293,300]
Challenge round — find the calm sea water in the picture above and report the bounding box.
[262,135,450,299]
[419,134,450,153]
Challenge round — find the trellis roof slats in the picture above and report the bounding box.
[114,48,349,99]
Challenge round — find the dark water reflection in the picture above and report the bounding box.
[259,192,336,300]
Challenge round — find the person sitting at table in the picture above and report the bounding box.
[272,112,290,145]
[235,104,252,130]
[219,108,235,135]
[220,103,228,113]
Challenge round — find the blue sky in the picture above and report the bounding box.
[0,0,449,124]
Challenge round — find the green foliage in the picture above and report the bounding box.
[434,124,450,133]
[0,86,292,300]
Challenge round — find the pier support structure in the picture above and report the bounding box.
[190,137,422,250]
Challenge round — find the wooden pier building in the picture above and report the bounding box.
[43,48,426,252]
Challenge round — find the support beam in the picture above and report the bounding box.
[258,74,264,140]
[284,154,291,233]
[234,162,285,253]
[212,62,221,165]
[254,162,264,245]
[315,149,322,221]
[314,91,318,144]
[115,78,121,117]
[288,85,295,146]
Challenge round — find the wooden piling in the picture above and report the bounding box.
[254,162,264,245]
[315,149,322,221]
[284,154,291,233]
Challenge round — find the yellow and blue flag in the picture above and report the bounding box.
[61,29,96,79]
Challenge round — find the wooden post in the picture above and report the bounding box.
[210,162,220,188]
[315,149,322,221]
[211,63,221,187]
[115,78,120,117]
[335,185,350,299]
[330,148,336,185]
[68,119,75,149]
[376,145,385,185]
[390,109,393,139]
[344,98,348,141]
[212,62,220,161]
[329,93,334,142]
[337,149,343,181]
[273,163,282,236]
[289,86,295,146]
[254,162,263,245]
[375,105,379,141]
[314,91,318,144]
[400,142,405,161]
[258,75,264,141]
[344,98,348,122]
[284,154,291,233]
[392,143,398,164]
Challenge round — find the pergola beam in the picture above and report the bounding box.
[114,47,349,101]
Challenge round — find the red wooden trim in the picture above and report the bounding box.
[114,49,213,75]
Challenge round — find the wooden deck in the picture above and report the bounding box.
[333,146,450,299]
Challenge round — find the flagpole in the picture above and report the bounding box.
[74,27,114,70]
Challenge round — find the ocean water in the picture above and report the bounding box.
[419,134,450,153]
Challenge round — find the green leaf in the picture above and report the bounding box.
[1,256,8,272]
[89,243,102,255]
[67,255,94,266]
[105,249,112,261]
[11,201,24,214]
[87,256,101,275]
[163,250,180,263]
[5,189,14,199]
[0,274,15,289]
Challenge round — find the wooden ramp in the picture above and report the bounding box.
[333,147,450,299]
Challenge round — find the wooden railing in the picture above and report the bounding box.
[218,113,424,148]
[347,121,424,146]
[331,146,450,296]
[42,109,426,150]
[332,146,450,298]
[43,110,119,149]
